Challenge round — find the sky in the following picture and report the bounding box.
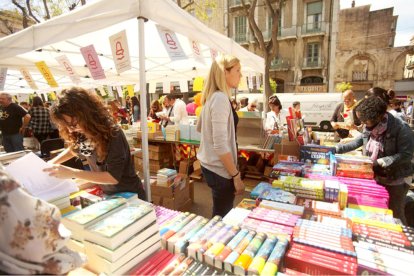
[340,0,413,46]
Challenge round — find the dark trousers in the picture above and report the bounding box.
[202,166,235,218]
[385,183,409,225]
[34,133,50,145]
[2,133,24,152]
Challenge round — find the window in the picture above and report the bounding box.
[268,10,282,37]
[235,16,247,43]
[306,43,320,66]
[306,1,322,32]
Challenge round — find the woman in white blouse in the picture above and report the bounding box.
[264,95,288,133]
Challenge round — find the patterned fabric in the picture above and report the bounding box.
[0,171,84,274]
[28,107,52,134]
[75,133,95,157]
[366,114,388,161]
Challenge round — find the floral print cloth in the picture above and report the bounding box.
[0,171,85,274]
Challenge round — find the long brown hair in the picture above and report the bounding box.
[50,87,118,161]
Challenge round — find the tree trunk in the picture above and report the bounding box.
[42,0,51,19]
[12,0,29,28]
[264,54,272,112]
[81,0,86,5]
[26,0,40,23]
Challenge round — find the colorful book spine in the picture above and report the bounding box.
[203,226,241,266]
[166,215,204,252]
[197,224,236,260]
[214,229,249,269]
[247,235,278,275]
[161,213,196,247]
[261,238,289,276]
[187,221,225,259]
[233,233,267,274]
[174,218,209,254]
[223,230,256,272]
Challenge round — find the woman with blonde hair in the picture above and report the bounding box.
[197,55,245,217]
[43,87,146,200]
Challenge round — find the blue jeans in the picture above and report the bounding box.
[201,166,235,218]
[2,133,24,153]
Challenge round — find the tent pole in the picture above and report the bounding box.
[138,16,151,201]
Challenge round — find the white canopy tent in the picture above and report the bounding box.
[0,0,264,200]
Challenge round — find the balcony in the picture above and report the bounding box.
[352,71,368,82]
[270,58,290,71]
[229,0,251,8]
[406,60,414,70]
[234,33,248,44]
[301,21,326,36]
[303,57,323,69]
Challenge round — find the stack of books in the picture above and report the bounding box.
[324,179,341,202]
[250,182,272,199]
[262,134,282,149]
[165,125,179,141]
[273,176,324,200]
[129,249,175,275]
[83,200,160,275]
[270,161,304,178]
[48,194,71,210]
[247,207,301,228]
[285,219,357,275]
[335,154,374,179]
[156,168,177,187]
[223,207,251,226]
[155,205,181,226]
[296,200,342,218]
[258,200,305,216]
[257,187,296,204]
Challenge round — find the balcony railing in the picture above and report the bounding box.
[279,27,297,38]
[301,21,326,35]
[229,0,250,8]
[234,33,248,43]
[248,27,297,42]
[352,71,368,82]
[271,58,290,70]
[303,57,323,68]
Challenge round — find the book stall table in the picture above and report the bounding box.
[63,141,414,275]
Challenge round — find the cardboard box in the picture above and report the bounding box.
[274,139,300,163]
[137,130,164,140]
[136,149,172,161]
[151,174,191,210]
[151,174,188,198]
[134,156,170,173]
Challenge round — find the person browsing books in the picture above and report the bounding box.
[331,90,360,138]
[264,95,287,133]
[43,87,146,200]
[158,94,188,127]
[336,96,414,225]
[197,55,245,218]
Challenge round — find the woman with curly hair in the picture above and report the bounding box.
[43,87,146,200]
[336,96,414,224]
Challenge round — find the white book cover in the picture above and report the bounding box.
[5,152,78,201]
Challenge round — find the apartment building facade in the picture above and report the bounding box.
[226,0,339,93]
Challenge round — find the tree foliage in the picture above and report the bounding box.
[176,0,217,22]
[336,82,352,92]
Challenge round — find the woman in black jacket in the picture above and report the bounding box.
[337,96,414,225]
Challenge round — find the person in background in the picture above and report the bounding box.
[264,95,287,133]
[44,87,146,200]
[366,87,406,123]
[0,92,31,152]
[19,101,30,111]
[197,55,245,218]
[0,170,84,274]
[109,99,129,124]
[389,98,406,122]
[125,95,131,112]
[292,101,301,113]
[406,101,413,118]
[240,97,249,109]
[240,98,258,111]
[336,96,414,225]
[159,94,188,127]
[131,96,140,122]
[148,99,163,123]
[28,96,52,145]
[331,89,360,138]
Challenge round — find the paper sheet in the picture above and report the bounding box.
[5,152,78,201]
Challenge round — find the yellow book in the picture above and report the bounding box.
[353,218,402,232]
[348,203,393,215]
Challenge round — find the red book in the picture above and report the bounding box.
[131,250,171,275]
[290,243,357,263]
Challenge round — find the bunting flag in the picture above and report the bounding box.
[19,68,38,90]
[99,86,107,97]
[127,85,135,97]
[109,30,131,74]
[48,91,57,101]
[80,45,106,80]
[193,77,204,92]
[116,86,123,98]
[179,80,189,93]
[0,68,7,90]
[163,81,170,93]
[55,55,81,84]
[156,25,186,61]
[149,81,157,94]
[35,61,58,87]
[256,74,262,88]
[189,40,204,64]
[247,73,254,89]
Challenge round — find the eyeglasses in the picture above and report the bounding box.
[64,117,79,129]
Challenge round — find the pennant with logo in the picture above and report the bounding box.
[0,68,7,90]
[19,68,38,90]
[55,55,81,83]
[189,40,204,64]
[210,48,218,60]
[193,77,204,92]
[156,25,186,61]
[80,45,106,80]
[109,30,131,74]
[35,61,58,87]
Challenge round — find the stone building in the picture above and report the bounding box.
[226,0,339,93]
[334,4,414,96]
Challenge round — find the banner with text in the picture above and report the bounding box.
[35,61,58,87]
[80,45,106,80]
[109,30,132,74]
[19,67,38,90]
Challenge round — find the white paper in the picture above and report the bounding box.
[5,152,78,201]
